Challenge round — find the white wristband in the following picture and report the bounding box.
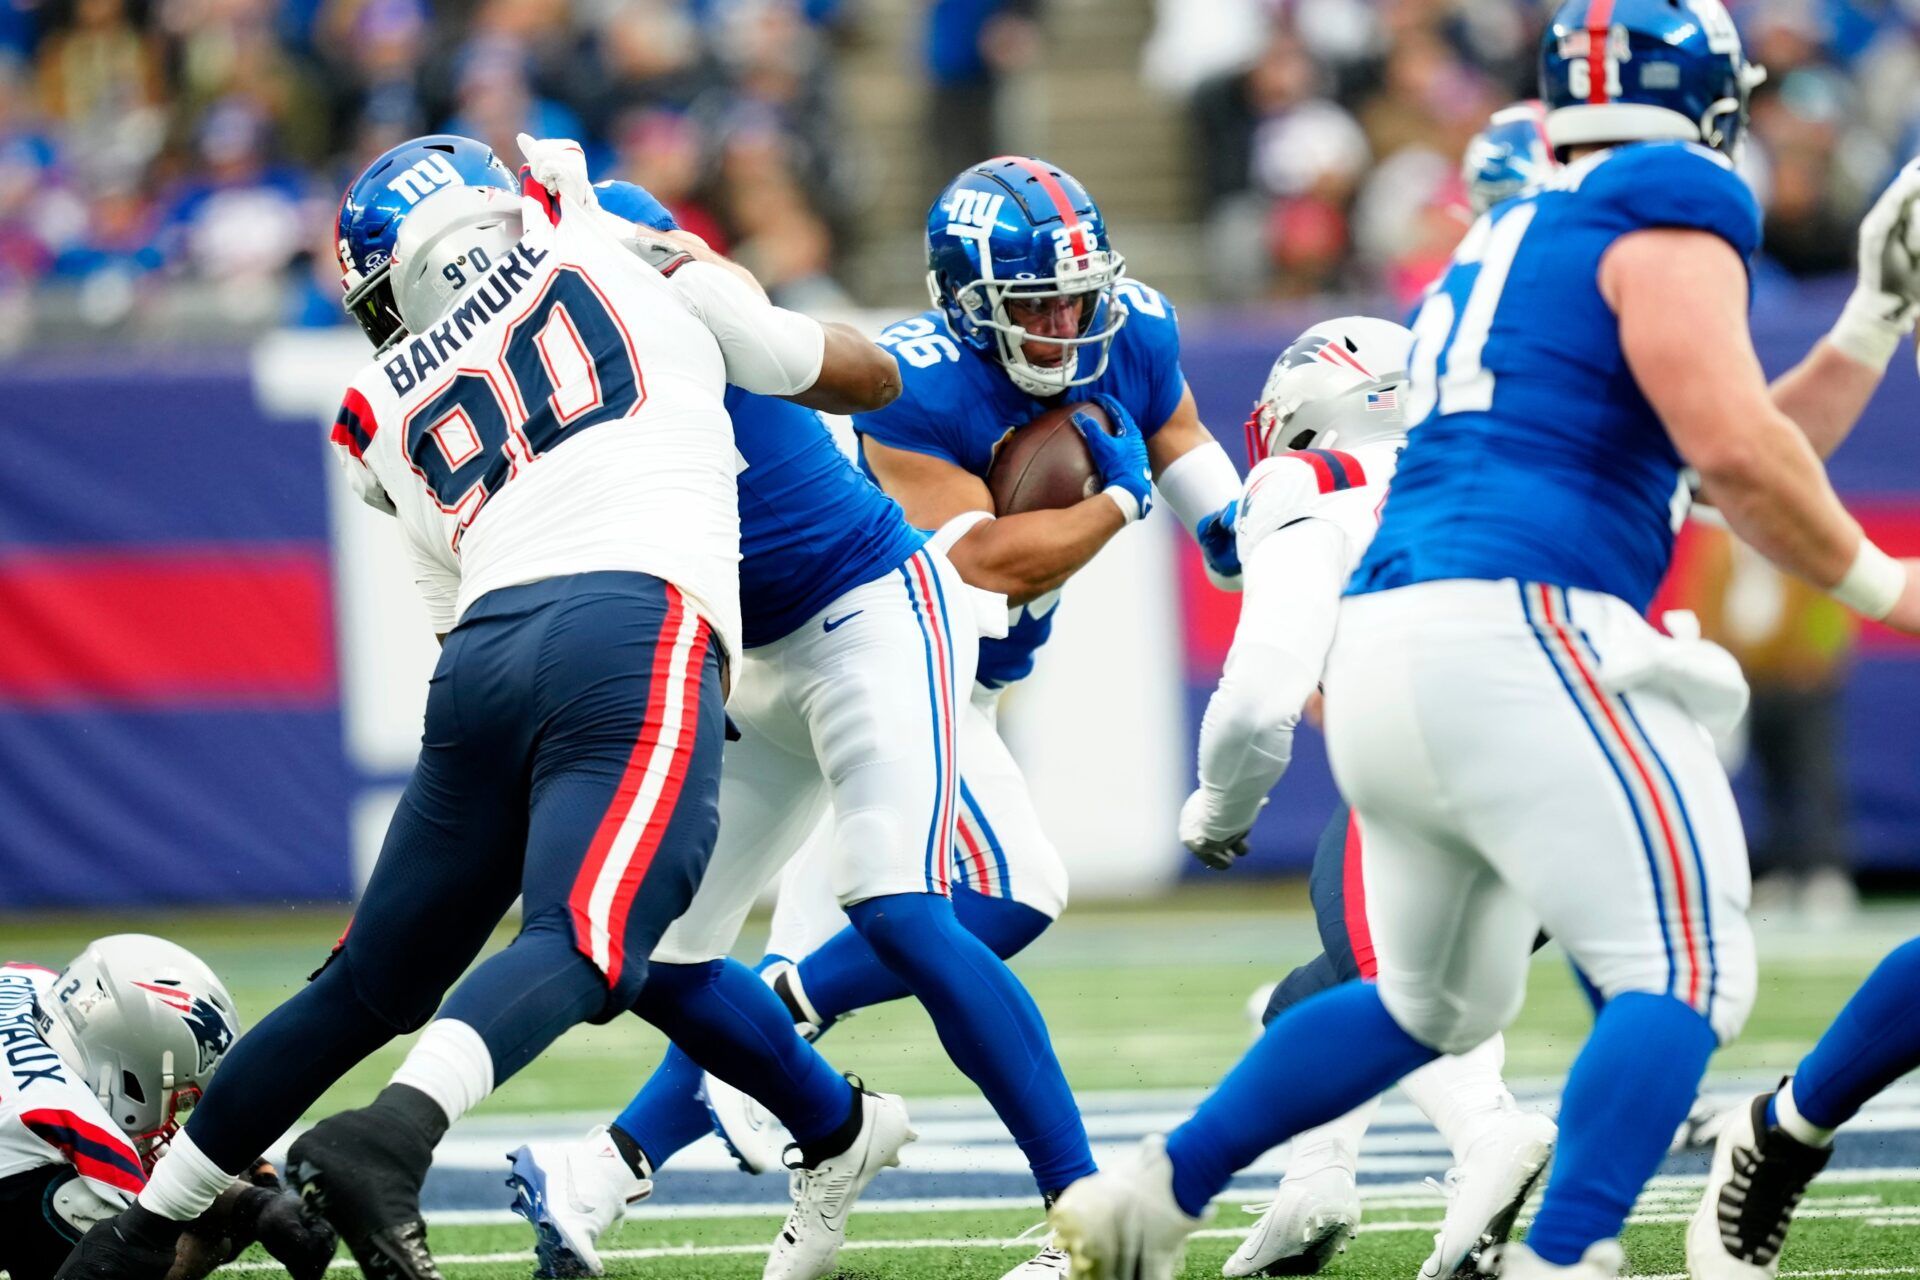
[1102,485,1142,524]
[1828,289,1908,370]
[1832,538,1906,620]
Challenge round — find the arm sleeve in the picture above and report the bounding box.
[672,261,826,396]
[1192,519,1349,832]
[1155,438,1242,533]
[329,389,395,515]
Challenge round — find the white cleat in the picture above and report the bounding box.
[1485,1240,1624,1279]
[1049,1136,1206,1280]
[505,1126,652,1278]
[703,1068,792,1174]
[1222,1163,1360,1277]
[999,1233,1072,1278]
[763,1084,915,1280]
[1420,1110,1557,1279]
[1686,1092,1831,1280]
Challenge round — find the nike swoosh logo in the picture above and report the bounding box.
[823,611,863,633]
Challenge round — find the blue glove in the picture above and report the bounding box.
[1074,392,1152,522]
[1195,500,1242,584]
[593,179,678,232]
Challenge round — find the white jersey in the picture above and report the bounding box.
[328,196,819,660]
[1189,442,1399,836]
[0,963,145,1202]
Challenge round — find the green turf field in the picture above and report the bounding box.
[11,885,1920,1279]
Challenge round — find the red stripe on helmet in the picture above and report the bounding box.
[994,156,1084,235]
[1587,0,1616,105]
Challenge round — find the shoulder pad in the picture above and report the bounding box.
[1582,142,1761,261]
[1238,449,1376,553]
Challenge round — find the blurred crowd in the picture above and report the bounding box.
[1148,0,1920,306]
[6,0,1920,340]
[0,0,874,341]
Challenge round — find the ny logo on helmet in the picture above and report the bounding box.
[943,189,1005,236]
[387,154,463,206]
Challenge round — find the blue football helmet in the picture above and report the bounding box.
[337,134,515,349]
[1540,0,1765,159]
[1464,100,1556,214]
[925,156,1127,398]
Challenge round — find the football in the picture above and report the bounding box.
[984,400,1111,516]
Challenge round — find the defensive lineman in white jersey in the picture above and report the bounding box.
[56,135,907,1280]
[1182,318,1554,1280]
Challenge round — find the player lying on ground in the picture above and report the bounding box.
[1184,316,1555,1280]
[54,134,907,1280]
[0,936,333,1280]
[513,156,1247,1280]
[502,174,1087,1279]
[1049,2,1920,1278]
[1688,934,1920,1279]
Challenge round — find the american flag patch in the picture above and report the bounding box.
[1366,390,1398,411]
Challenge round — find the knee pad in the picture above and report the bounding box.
[1377,971,1522,1057]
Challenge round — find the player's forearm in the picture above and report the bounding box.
[1770,339,1885,460]
[1691,411,1866,591]
[946,499,1125,605]
[1194,648,1308,831]
[788,325,901,414]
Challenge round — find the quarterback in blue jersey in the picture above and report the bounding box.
[498,179,1102,1280]
[1051,4,1920,1279]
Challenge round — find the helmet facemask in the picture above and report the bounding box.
[938,247,1129,398]
[341,254,407,353]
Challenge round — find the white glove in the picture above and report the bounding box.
[515,133,599,213]
[1832,157,1920,368]
[1179,787,1263,871]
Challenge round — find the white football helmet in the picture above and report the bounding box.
[40,934,241,1163]
[389,184,524,335]
[1245,316,1415,462]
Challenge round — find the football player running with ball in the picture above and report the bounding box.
[1187,318,1555,1280]
[553,156,1247,1280]
[1051,3,1920,1278]
[56,134,905,1280]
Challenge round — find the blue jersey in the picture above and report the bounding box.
[731,388,926,649]
[587,178,924,647]
[1350,142,1762,614]
[855,282,1187,687]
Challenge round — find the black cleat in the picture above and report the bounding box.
[52,1207,180,1280]
[1686,1088,1833,1277]
[288,1104,442,1280]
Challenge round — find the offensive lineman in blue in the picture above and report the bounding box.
[1050,3,1920,1279]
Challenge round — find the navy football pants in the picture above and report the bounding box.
[187,571,724,1170]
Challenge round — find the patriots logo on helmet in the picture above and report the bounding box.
[1281,335,1334,369]
[181,995,235,1074]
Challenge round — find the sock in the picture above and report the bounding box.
[1772,1079,1837,1147]
[799,886,1052,1022]
[608,1122,655,1179]
[390,1019,495,1127]
[612,1042,713,1173]
[795,1084,867,1167]
[436,914,611,1084]
[180,954,399,1173]
[632,959,853,1146]
[1283,1095,1381,1180]
[847,892,1094,1192]
[1397,1033,1517,1159]
[1163,981,1436,1218]
[1527,992,1717,1265]
[1784,937,1920,1132]
[139,1129,239,1222]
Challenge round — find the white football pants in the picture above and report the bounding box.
[1323,579,1756,1054]
[651,545,979,964]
